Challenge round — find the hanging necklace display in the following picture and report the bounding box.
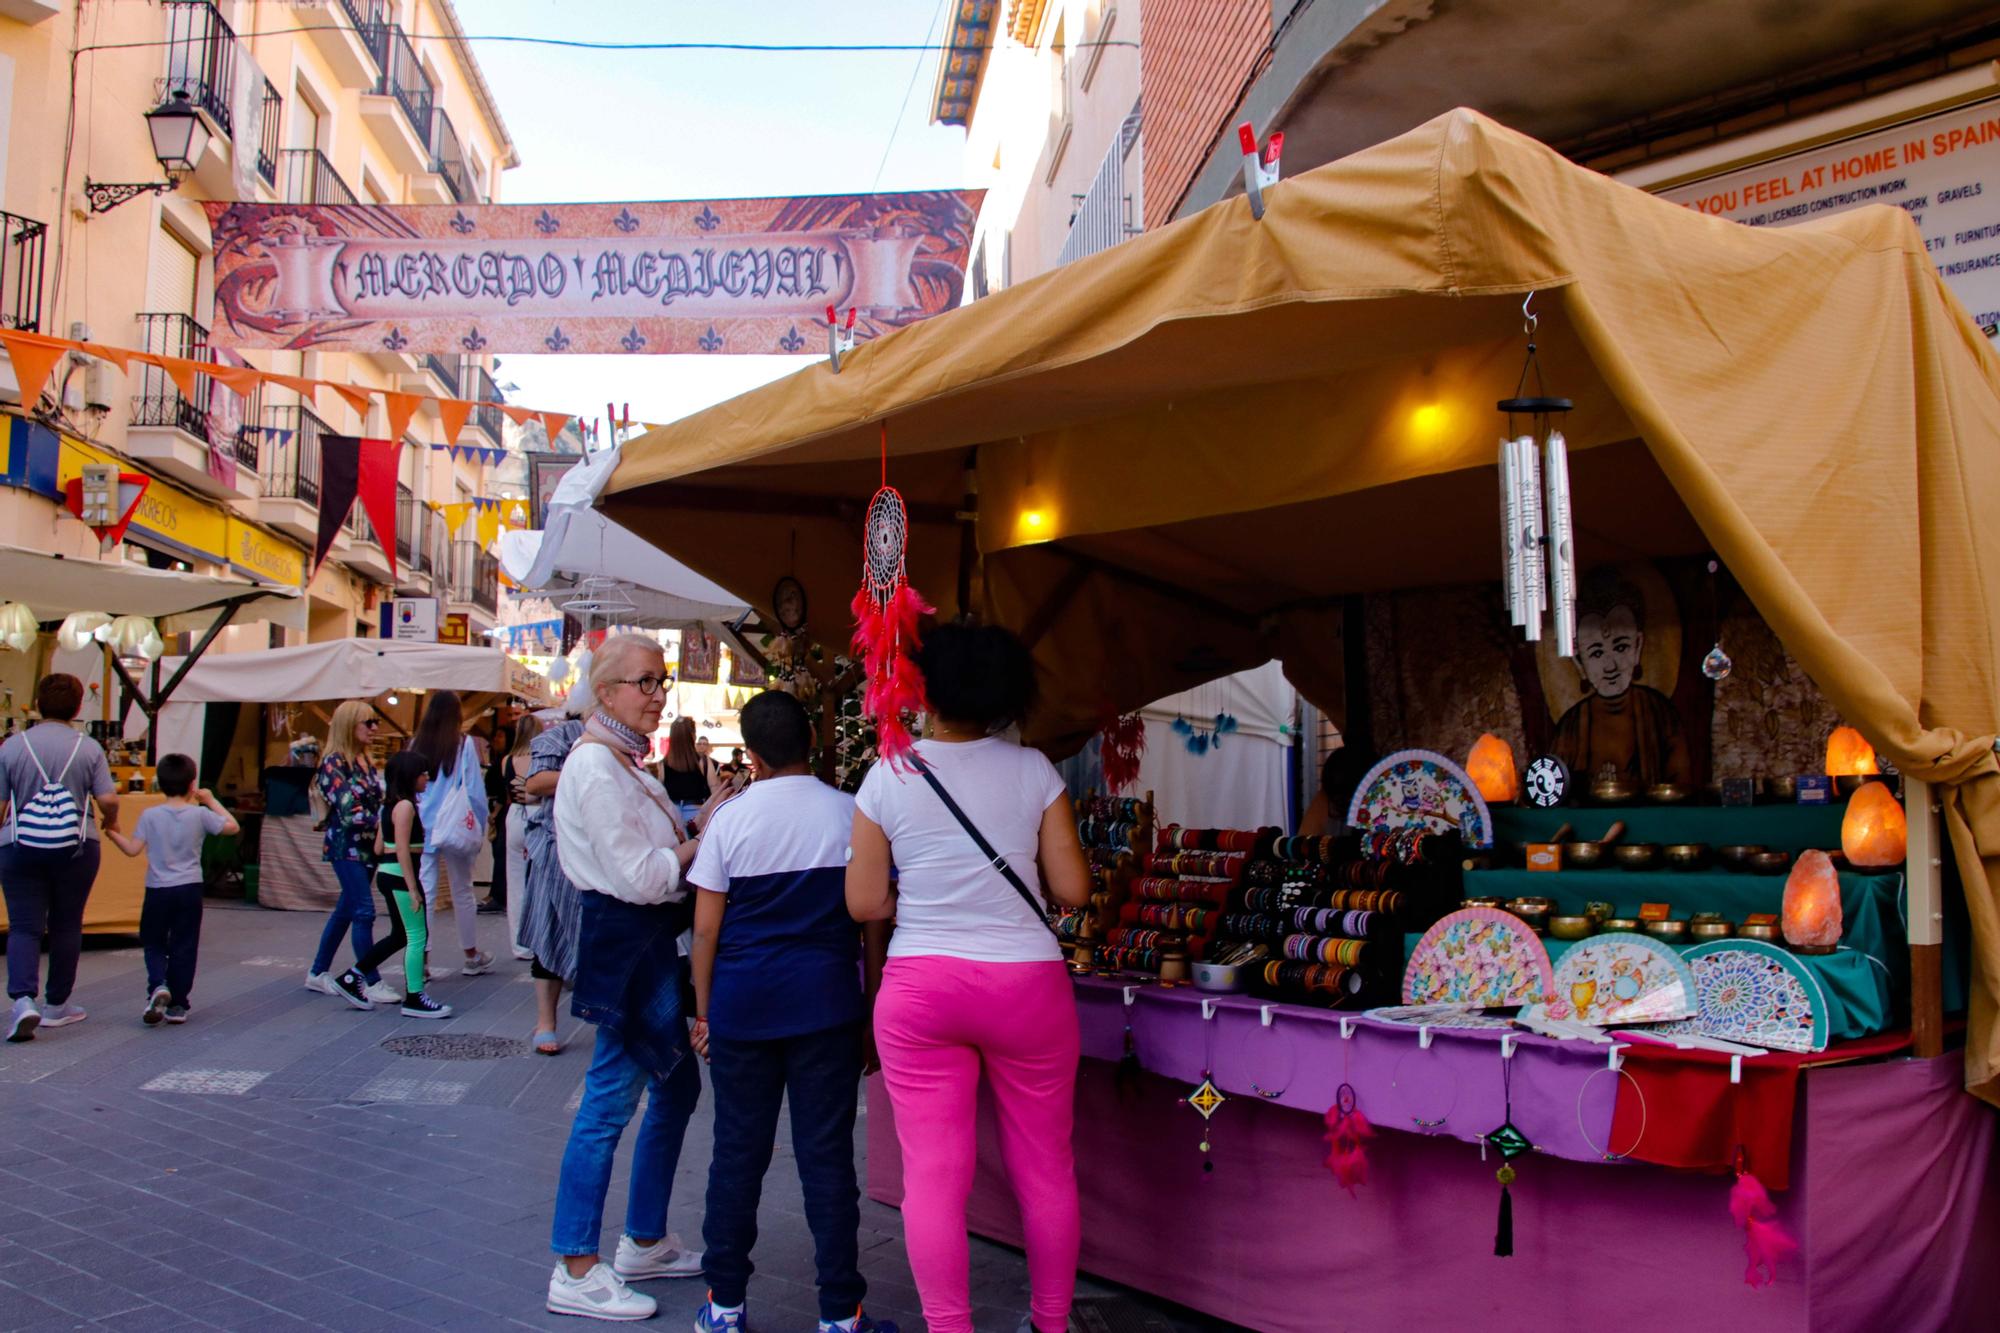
[1182,1006,1228,1171]
[1486,1057,1534,1257]
[1389,1042,1460,1129]
[1496,292,1575,653]
[1248,1012,1298,1100]
[849,423,933,766]
[1574,1063,1646,1162]
[1701,559,1734,681]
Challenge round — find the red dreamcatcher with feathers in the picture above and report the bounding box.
[850,424,934,766]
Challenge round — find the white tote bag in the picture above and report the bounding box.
[426,740,485,856]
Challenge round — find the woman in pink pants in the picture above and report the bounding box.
[848,623,1092,1333]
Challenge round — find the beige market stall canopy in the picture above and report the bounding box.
[158,639,550,707]
[605,108,2000,1102]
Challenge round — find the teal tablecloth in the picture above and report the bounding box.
[1492,802,1849,852]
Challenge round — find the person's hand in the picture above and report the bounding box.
[194,787,214,805]
[690,1017,710,1061]
[861,1030,881,1077]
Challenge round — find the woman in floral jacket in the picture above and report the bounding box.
[307,701,395,1007]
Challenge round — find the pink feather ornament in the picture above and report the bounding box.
[851,425,933,768]
[1322,1084,1373,1196]
[1728,1169,1797,1288]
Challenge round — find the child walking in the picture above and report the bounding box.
[346,752,452,1019]
[105,754,236,1026]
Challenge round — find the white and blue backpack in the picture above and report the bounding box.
[9,734,89,851]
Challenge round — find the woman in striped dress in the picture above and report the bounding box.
[517,675,591,1055]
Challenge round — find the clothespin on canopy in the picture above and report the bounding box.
[1239,122,1284,220]
[826,304,857,374]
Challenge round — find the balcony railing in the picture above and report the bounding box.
[449,540,497,612]
[338,0,387,43]
[395,481,420,568]
[428,107,472,204]
[465,363,504,442]
[0,210,47,332]
[230,379,263,470]
[1059,104,1142,267]
[422,352,460,396]
[367,23,435,147]
[162,1,241,137]
[276,148,355,206]
[132,313,212,438]
[262,402,331,503]
[257,82,282,187]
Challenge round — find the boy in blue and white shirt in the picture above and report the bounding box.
[688,690,894,1333]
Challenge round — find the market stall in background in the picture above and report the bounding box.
[602,110,2000,1330]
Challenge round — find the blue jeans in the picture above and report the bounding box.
[551,1019,702,1258]
[703,1021,866,1319]
[312,860,379,982]
[0,841,98,1004]
[140,881,203,1005]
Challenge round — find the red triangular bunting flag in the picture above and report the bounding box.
[539,413,570,446]
[357,437,402,581]
[384,392,423,443]
[437,397,473,444]
[0,331,69,410]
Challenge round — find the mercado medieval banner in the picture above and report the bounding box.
[201,193,981,356]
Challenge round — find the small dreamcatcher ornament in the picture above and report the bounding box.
[848,423,933,767]
[1099,712,1147,794]
[1323,1083,1373,1196]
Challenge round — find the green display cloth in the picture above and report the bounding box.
[1461,867,1905,963]
[1398,931,1895,1040]
[1492,803,1848,852]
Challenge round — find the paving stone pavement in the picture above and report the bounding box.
[0,902,1228,1332]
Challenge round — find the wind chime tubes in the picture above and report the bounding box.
[1497,294,1575,655]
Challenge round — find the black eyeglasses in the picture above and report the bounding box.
[359,719,381,727]
[610,675,667,697]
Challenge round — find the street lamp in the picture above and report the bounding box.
[84,91,210,214]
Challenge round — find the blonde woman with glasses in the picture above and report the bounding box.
[308,701,397,1008]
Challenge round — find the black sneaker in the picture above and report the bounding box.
[163,1004,190,1025]
[332,969,373,1011]
[400,991,453,1020]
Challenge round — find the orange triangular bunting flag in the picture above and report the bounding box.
[268,374,320,405]
[539,413,570,446]
[157,356,205,401]
[207,363,262,398]
[500,404,536,427]
[384,392,424,443]
[437,397,473,444]
[79,342,131,372]
[323,381,374,416]
[0,331,69,410]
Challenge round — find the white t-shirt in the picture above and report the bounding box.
[854,737,1066,963]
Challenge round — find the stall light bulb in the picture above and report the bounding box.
[57,612,111,653]
[0,602,41,654]
[385,692,400,706]
[1410,403,1446,439]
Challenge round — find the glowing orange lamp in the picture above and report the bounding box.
[1841,780,1908,867]
[1465,733,1520,803]
[1824,725,1879,777]
[1781,849,1843,953]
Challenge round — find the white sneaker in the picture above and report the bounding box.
[5,996,39,1043]
[363,980,402,1005]
[612,1233,704,1281]
[461,950,494,977]
[38,1002,85,1028]
[426,964,451,982]
[511,946,534,961]
[546,1261,657,1321]
[143,986,171,1026]
[305,971,339,996]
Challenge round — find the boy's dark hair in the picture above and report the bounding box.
[915,622,1037,732]
[35,673,83,721]
[383,750,431,807]
[739,690,813,770]
[156,753,197,797]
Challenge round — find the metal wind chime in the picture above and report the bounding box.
[1497,294,1577,655]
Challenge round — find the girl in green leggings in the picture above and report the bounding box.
[351,752,452,1019]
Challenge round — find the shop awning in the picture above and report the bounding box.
[158,638,550,707]
[0,542,305,634]
[605,108,2000,1102]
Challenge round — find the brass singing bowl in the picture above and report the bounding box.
[1462,897,1505,911]
[1548,915,1597,941]
[1738,922,1780,942]
[1613,843,1661,871]
[1646,919,1690,942]
[1747,850,1795,875]
[1717,844,1767,869]
[1593,776,1640,805]
[1564,841,1607,868]
[1600,918,1643,933]
[1766,776,1799,802]
[1648,783,1692,805]
[1663,843,1710,871]
[1690,921,1736,941]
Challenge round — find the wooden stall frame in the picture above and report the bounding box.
[1906,775,1945,1058]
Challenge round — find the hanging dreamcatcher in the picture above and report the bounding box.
[849,423,933,766]
[1099,712,1147,793]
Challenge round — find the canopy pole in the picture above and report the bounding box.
[1906,776,1945,1058]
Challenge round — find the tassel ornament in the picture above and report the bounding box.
[1728,1168,1797,1289]
[850,425,933,767]
[1322,1083,1373,1196]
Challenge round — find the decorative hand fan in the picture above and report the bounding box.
[1526,932,1696,1026]
[849,424,933,766]
[1657,939,1830,1053]
[1348,749,1495,849]
[1402,908,1555,1008]
[1362,1004,1518,1031]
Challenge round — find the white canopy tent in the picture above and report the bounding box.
[0,543,305,633]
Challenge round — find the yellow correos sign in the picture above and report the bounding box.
[57,438,226,560]
[224,516,306,586]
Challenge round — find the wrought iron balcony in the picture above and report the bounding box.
[0,210,47,332]
[162,1,242,137]
[465,363,504,443]
[449,540,497,611]
[132,313,212,438]
[395,481,421,568]
[276,148,356,205]
[261,402,331,504]
[428,107,472,204]
[367,23,435,147]
[422,352,461,397]
[257,82,282,187]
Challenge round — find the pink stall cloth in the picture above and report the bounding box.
[866,1049,1999,1333]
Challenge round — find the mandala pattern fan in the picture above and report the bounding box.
[1657,939,1830,1053]
[1347,749,1495,849]
[1402,908,1555,1008]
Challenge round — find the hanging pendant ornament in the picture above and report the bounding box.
[849,423,934,768]
[1487,1057,1532,1257]
[1702,641,1734,682]
[1323,1082,1374,1196]
[1183,1073,1227,1172]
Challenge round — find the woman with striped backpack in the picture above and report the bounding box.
[0,674,122,1042]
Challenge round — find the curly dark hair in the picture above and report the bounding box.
[916,623,1038,733]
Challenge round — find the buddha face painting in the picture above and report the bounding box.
[1577,602,1643,700]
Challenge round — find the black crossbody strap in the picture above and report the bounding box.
[907,753,1058,936]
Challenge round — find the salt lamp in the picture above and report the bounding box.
[1824,725,1879,776]
[1781,849,1843,951]
[1841,779,1908,868]
[1466,733,1520,803]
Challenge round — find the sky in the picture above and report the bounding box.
[450,0,971,435]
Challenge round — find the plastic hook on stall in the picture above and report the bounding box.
[1730,1054,1744,1085]
[1122,985,1139,1008]
[825,304,858,373]
[1418,1024,1435,1050]
[1499,1032,1518,1060]
[1338,1015,1355,1040]
[1201,998,1219,1021]
[1608,1042,1627,1072]
[1262,1004,1277,1028]
[1237,122,1284,220]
